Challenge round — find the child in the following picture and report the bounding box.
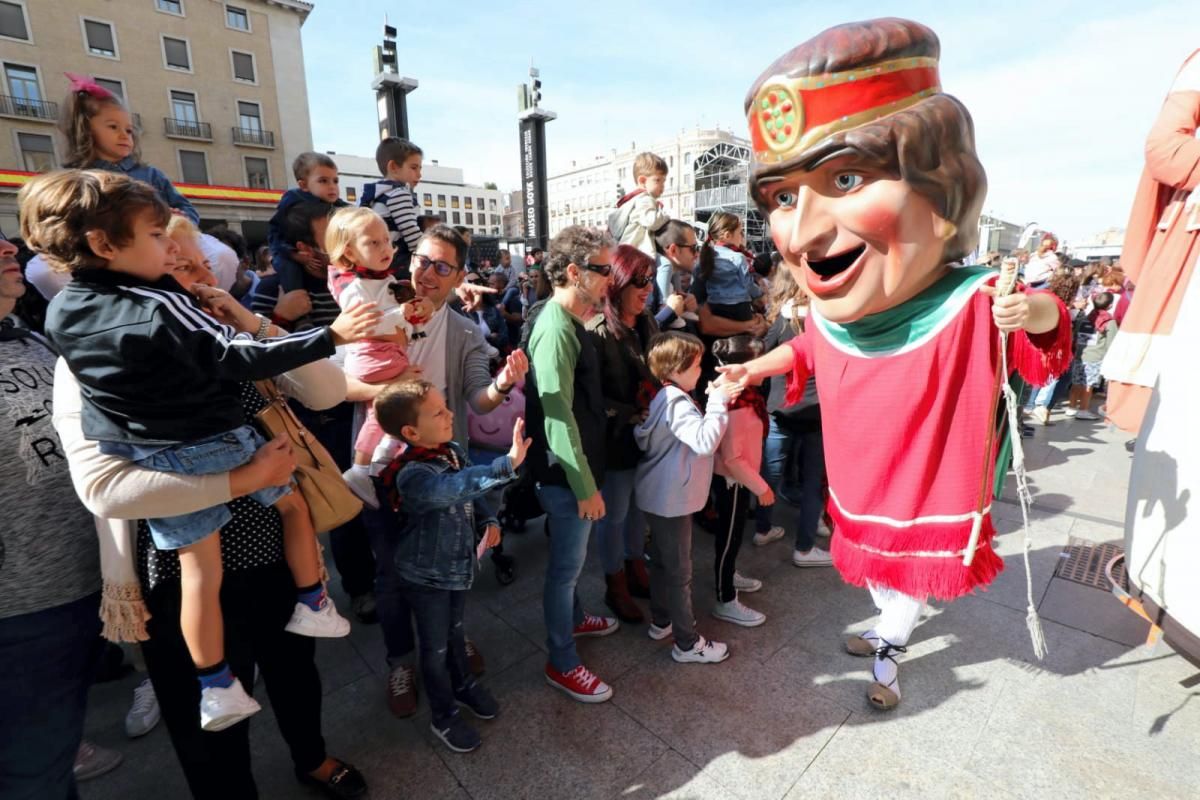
[26,170,377,732]
[375,380,523,753]
[1066,291,1118,420]
[325,206,431,506]
[609,152,671,259]
[696,212,764,324]
[709,335,772,626]
[360,137,424,273]
[59,72,198,224]
[634,332,733,663]
[268,152,348,305]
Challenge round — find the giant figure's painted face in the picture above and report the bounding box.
[758,154,954,323]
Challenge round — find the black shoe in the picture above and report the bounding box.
[454,680,499,720]
[492,552,516,586]
[295,758,368,799]
[431,716,481,753]
[350,592,378,625]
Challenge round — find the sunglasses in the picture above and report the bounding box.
[581,262,612,278]
[629,273,652,288]
[411,253,459,277]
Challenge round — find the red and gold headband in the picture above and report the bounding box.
[748,56,941,164]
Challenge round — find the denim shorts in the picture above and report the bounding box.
[137,425,290,550]
[1070,359,1103,389]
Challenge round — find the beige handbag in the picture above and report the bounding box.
[254,380,363,533]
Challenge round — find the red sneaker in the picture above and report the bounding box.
[573,613,619,638]
[544,663,613,703]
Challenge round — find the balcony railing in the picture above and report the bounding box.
[0,94,58,122]
[231,127,275,148]
[163,117,212,140]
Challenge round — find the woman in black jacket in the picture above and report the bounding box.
[585,244,660,622]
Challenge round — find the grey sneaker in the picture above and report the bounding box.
[792,547,834,568]
[647,621,673,641]
[711,598,766,628]
[124,678,161,739]
[752,525,786,547]
[733,572,762,593]
[74,740,123,782]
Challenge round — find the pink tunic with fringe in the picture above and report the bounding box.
[784,276,1070,601]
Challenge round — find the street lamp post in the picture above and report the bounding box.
[372,23,418,140]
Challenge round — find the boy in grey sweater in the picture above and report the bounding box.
[633,332,736,664]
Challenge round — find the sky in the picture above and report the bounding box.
[301,1,1200,243]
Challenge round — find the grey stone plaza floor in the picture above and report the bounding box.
[82,415,1200,799]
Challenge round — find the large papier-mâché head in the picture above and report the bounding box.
[745,18,987,322]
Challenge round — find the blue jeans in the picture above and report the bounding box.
[536,483,592,672]
[595,468,646,575]
[136,425,289,549]
[1024,376,1060,410]
[754,417,826,552]
[0,592,102,800]
[399,581,472,727]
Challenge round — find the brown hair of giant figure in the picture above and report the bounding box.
[745,18,987,317]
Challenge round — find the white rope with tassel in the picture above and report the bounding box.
[997,258,1048,660]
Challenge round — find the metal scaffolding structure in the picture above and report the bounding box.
[691,141,768,251]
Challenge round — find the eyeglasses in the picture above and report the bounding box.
[629,273,652,288]
[581,262,612,278]
[412,253,459,277]
[684,243,701,254]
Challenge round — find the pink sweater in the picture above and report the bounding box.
[714,406,769,496]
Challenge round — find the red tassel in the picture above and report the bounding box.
[827,505,1005,601]
[1010,292,1072,386]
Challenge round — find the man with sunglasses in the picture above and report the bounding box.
[363,224,528,719]
[652,220,701,326]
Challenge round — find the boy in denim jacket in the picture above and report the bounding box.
[376,379,529,753]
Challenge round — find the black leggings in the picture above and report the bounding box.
[713,479,749,603]
[140,563,326,800]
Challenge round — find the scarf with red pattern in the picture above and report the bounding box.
[377,444,461,513]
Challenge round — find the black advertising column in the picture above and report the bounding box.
[517,66,555,251]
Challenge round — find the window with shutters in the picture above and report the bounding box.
[0,1,30,42]
[179,150,208,184]
[162,36,191,71]
[423,193,432,207]
[17,132,53,171]
[170,90,198,123]
[81,18,118,59]
[231,50,256,83]
[244,157,269,189]
[225,5,250,31]
[93,77,124,100]
[465,212,474,225]
[236,101,261,132]
[156,0,183,16]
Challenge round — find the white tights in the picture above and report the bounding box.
[865,583,926,695]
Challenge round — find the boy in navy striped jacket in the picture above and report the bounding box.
[359,137,424,273]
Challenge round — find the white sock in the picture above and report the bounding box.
[873,652,901,699]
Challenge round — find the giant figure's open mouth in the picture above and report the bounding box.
[807,244,866,279]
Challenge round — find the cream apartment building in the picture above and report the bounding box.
[0,0,314,238]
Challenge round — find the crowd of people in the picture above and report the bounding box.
[0,68,1114,800]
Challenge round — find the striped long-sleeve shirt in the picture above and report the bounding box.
[362,180,422,269]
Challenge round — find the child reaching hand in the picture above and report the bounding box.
[26,170,380,732]
[633,332,735,664]
[375,380,524,753]
[324,207,432,506]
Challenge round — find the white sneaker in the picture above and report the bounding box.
[792,547,834,568]
[1063,407,1079,418]
[1031,406,1050,426]
[1075,409,1101,421]
[711,598,767,627]
[199,678,261,732]
[285,599,351,638]
[733,572,762,593]
[752,525,786,547]
[672,635,730,664]
[647,622,673,641]
[342,467,380,510]
[124,678,161,739]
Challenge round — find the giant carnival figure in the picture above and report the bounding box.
[1102,49,1200,665]
[721,18,1072,709]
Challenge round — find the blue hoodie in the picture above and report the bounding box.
[633,384,729,517]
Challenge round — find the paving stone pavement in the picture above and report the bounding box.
[80,411,1200,799]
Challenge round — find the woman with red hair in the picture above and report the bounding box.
[585,244,660,623]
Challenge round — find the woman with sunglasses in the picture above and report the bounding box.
[584,244,661,624]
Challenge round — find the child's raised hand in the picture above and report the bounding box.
[507,417,532,469]
[402,296,433,325]
[329,302,382,345]
[192,285,257,332]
